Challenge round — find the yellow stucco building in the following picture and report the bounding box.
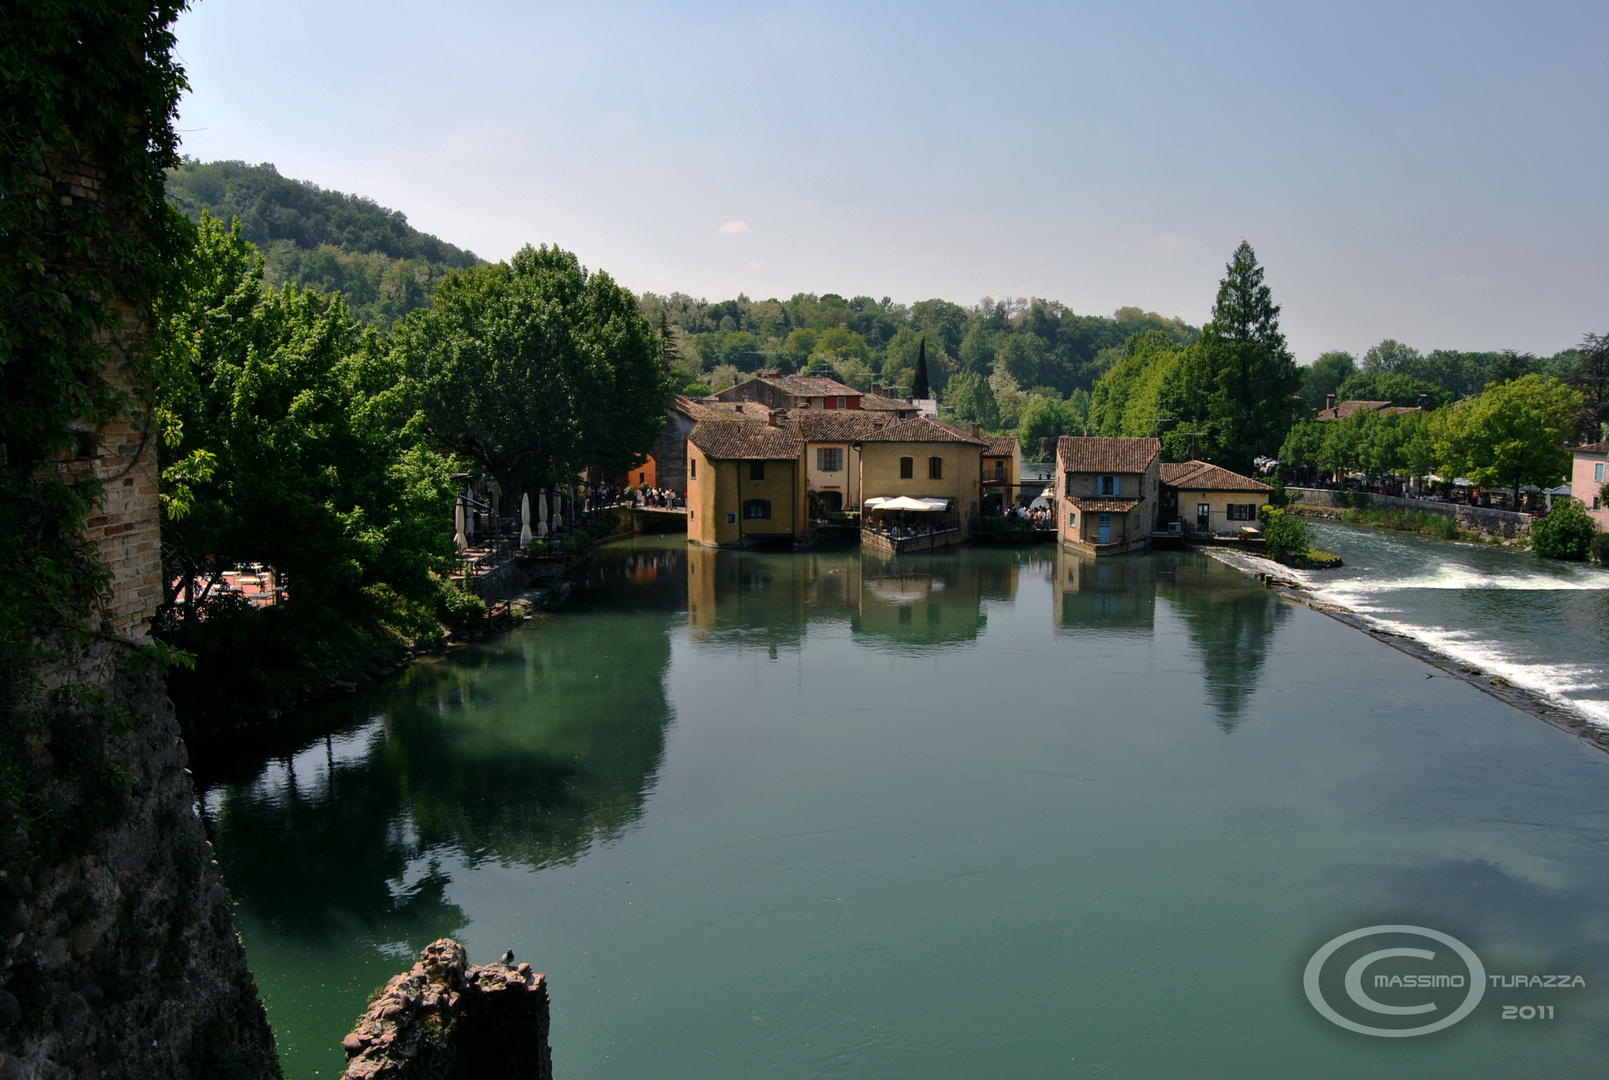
[1159,461,1273,535]
[685,420,807,547]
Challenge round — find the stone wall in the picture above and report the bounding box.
[342,940,552,1080]
[0,150,281,1077]
[2,650,280,1079]
[1288,487,1532,539]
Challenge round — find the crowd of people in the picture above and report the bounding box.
[631,483,683,509]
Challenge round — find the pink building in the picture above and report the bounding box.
[1575,441,1609,529]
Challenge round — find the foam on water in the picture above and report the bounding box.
[1213,531,1609,728]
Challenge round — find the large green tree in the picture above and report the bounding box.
[1431,374,1582,502]
[1568,331,1609,442]
[395,244,667,496]
[1158,242,1300,470]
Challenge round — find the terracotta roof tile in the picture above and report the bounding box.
[1056,436,1161,473]
[688,421,801,460]
[1067,496,1144,512]
[672,395,757,421]
[858,393,916,412]
[765,375,861,399]
[984,436,1019,457]
[859,416,990,445]
[1577,442,1609,455]
[1159,460,1271,493]
[790,411,886,442]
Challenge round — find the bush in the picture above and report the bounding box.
[1531,498,1599,561]
[1259,505,1314,567]
[1592,531,1609,567]
[1333,490,1371,510]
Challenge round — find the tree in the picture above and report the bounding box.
[1487,349,1536,386]
[1258,506,1313,566]
[1017,394,1087,457]
[1532,499,1599,561]
[396,244,667,496]
[1568,332,1609,442]
[1363,339,1423,374]
[940,371,999,430]
[1088,330,1185,439]
[1334,370,1442,407]
[1432,374,1582,503]
[1300,351,1356,409]
[1158,242,1300,472]
[912,336,931,399]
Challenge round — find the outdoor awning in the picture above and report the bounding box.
[864,496,950,511]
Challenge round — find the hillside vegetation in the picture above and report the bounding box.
[165,159,481,328]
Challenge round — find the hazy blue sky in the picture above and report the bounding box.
[172,1,1608,360]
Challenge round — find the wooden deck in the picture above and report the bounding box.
[861,526,966,555]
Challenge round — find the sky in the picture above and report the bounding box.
[171,0,1609,361]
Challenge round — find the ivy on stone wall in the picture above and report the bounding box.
[0,0,189,857]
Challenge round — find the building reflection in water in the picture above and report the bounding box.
[1052,548,1289,730]
[686,544,1025,654]
[1053,548,1158,636]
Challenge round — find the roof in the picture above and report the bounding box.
[1056,436,1161,473]
[858,393,917,413]
[1577,442,1609,455]
[1315,399,1420,422]
[687,421,801,461]
[858,416,990,446]
[791,411,887,442]
[671,395,758,421]
[984,436,1019,457]
[1159,460,1272,494]
[763,374,862,399]
[1067,496,1144,512]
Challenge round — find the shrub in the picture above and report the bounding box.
[1334,490,1371,510]
[1531,498,1599,561]
[1592,531,1609,567]
[1259,505,1314,567]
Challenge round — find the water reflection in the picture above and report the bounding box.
[1053,549,1157,635]
[199,603,675,946]
[1159,559,1290,730]
[685,545,1029,653]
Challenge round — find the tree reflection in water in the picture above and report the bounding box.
[198,574,677,948]
[1159,557,1290,731]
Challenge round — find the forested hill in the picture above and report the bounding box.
[165,159,481,328]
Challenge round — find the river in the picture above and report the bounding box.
[194,533,1609,1078]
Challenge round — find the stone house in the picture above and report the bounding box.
[981,435,1023,513]
[793,411,885,513]
[1159,460,1273,534]
[633,395,754,493]
[856,417,990,546]
[1055,436,1162,556]
[711,373,865,411]
[685,420,807,546]
[1575,441,1609,529]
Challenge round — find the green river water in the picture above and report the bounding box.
[195,533,1609,1078]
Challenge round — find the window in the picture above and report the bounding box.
[639,472,647,485]
[689,509,695,520]
[726,512,737,525]
[993,460,1005,480]
[1226,503,1259,521]
[744,499,772,520]
[929,456,943,479]
[900,456,914,479]
[1197,503,1211,528]
[1598,462,1606,483]
[689,458,696,479]
[1068,511,1077,528]
[1097,475,1120,496]
[1065,473,1074,496]
[836,397,846,409]
[817,447,843,471]
[749,461,766,481]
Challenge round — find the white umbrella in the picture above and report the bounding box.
[454,500,468,551]
[520,493,533,545]
[537,490,549,538]
[464,486,475,538]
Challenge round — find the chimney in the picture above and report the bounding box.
[767,410,779,427]
[970,423,982,436]
[1325,392,1336,411]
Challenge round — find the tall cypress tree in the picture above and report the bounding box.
[913,336,931,399]
[1160,241,1298,471]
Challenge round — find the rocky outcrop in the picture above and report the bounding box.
[0,645,280,1079]
[342,940,551,1080]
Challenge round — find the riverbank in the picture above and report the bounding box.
[1286,486,1530,543]
[1204,538,1609,752]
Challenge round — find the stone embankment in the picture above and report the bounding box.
[341,940,551,1080]
[1,648,280,1080]
[1287,487,1532,539]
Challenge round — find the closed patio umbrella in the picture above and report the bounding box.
[520,493,533,545]
[454,500,468,551]
[537,490,549,538]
